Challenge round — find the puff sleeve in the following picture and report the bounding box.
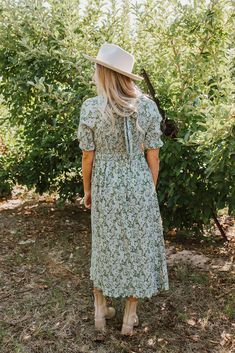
[77,100,96,151]
[144,100,164,150]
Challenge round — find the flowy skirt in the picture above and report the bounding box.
[90,152,169,298]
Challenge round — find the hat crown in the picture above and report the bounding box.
[96,43,134,74]
[82,42,143,80]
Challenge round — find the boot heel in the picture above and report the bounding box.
[133,314,139,326]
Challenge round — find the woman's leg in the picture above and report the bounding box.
[92,287,106,330]
[92,287,116,331]
[121,295,139,335]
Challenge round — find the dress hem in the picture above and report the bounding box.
[90,277,170,299]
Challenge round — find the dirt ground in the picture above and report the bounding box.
[0,186,234,353]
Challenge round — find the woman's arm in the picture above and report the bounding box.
[82,150,95,193]
[145,148,160,188]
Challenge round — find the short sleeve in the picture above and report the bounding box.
[144,100,164,150]
[77,100,96,151]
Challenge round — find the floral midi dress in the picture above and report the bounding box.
[77,93,169,298]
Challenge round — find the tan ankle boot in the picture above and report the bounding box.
[121,298,139,336]
[93,288,116,331]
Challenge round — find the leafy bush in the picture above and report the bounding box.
[0,0,234,234]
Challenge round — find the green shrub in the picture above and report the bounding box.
[0,0,234,233]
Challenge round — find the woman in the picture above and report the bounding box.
[77,43,169,336]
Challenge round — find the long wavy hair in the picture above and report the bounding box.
[92,63,145,133]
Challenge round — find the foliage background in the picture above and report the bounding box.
[0,0,234,234]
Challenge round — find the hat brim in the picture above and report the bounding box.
[82,53,144,81]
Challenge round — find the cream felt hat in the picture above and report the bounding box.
[82,43,144,81]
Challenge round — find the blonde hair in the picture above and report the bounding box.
[93,63,145,133]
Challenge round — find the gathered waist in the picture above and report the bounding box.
[94,151,145,162]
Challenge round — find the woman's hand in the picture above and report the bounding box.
[83,191,92,209]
